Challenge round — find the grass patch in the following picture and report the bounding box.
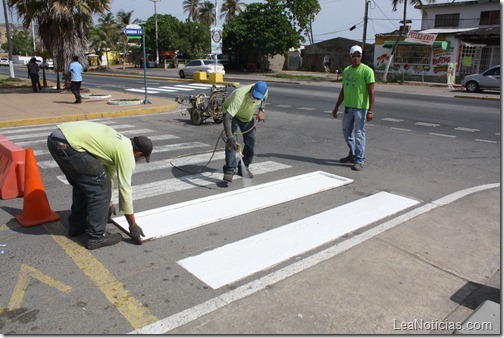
[0,75,31,88]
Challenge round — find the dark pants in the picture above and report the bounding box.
[30,74,41,92]
[223,117,256,173]
[47,131,110,240]
[70,81,82,102]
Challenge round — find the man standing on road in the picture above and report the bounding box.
[27,57,42,92]
[222,81,268,182]
[69,55,83,104]
[47,121,152,250]
[332,45,375,171]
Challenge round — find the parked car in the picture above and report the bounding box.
[43,58,54,69]
[0,57,8,66]
[179,59,225,79]
[461,65,500,92]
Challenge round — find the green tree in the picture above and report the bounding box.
[7,0,110,75]
[117,9,136,69]
[223,2,301,64]
[267,0,320,44]
[198,1,215,26]
[183,0,200,21]
[220,0,245,22]
[1,29,34,55]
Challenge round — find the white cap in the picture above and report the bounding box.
[349,45,362,55]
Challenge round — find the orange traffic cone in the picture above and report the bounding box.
[15,148,60,227]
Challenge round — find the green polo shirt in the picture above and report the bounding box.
[222,84,269,122]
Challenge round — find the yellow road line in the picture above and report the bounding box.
[44,222,158,329]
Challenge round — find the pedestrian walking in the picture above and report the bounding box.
[222,81,268,183]
[27,57,42,92]
[69,55,83,103]
[332,45,375,171]
[47,121,153,250]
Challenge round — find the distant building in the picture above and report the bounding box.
[374,0,500,82]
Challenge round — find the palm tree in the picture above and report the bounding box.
[199,1,215,26]
[383,0,436,81]
[97,12,117,69]
[220,0,245,22]
[117,9,135,69]
[7,0,110,87]
[183,0,200,22]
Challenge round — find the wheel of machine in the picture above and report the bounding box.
[465,81,480,93]
[191,109,203,125]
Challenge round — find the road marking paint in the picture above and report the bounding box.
[274,105,291,108]
[131,183,500,334]
[382,118,404,122]
[4,124,133,140]
[179,191,419,289]
[147,87,177,92]
[415,122,440,127]
[0,125,56,134]
[455,127,480,132]
[113,170,347,239]
[110,160,291,203]
[8,264,73,311]
[175,84,213,89]
[475,139,497,144]
[43,222,158,329]
[298,107,316,111]
[429,133,456,138]
[390,127,412,132]
[323,110,332,113]
[125,88,160,94]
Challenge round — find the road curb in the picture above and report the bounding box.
[0,103,179,128]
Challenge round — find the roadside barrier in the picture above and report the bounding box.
[0,135,26,199]
[15,148,60,227]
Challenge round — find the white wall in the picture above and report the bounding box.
[421,1,500,30]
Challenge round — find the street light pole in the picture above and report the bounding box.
[362,0,370,61]
[149,0,160,65]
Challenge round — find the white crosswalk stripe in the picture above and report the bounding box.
[125,83,216,95]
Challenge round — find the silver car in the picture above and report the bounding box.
[461,65,500,92]
[179,59,225,79]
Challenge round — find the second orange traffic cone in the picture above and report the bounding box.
[15,148,60,227]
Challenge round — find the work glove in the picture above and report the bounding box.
[108,204,117,223]
[226,137,237,151]
[129,224,145,245]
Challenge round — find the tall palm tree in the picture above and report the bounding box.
[220,0,245,22]
[117,9,135,69]
[97,12,117,69]
[7,0,110,85]
[383,0,436,81]
[198,1,215,26]
[183,0,200,22]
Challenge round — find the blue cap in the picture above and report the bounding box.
[252,81,268,100]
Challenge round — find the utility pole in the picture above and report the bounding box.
[362,0,370,61]
[149,0,160,65]
[2,0,15,77]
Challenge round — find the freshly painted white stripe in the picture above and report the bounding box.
[113,171,350,239]
[181,83,214,87]
[38,142,211,169]
[429,133,456,138]
[415,122,440,127]
[147,134,180,141]
[475,139,497,144]
[130,183,499,335]
[179,191,419,289]
[274,105,291,108]
[57,152,227,185]
[5,124,133,140]
[455,127,480,132]
[125,89,160,94]
[118,129,154,135]
[147,87,177,92]
[0,125,56,134]
[323,110,332,113]
[298,107,316,111]
[175,84,213,89]
[382,118,404,122]
[390,127,412,132]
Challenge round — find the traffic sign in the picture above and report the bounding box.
[123,28,143,36]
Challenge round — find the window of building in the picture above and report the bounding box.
[480,11,500,26]
[434,13,460,28]
[395,45,431,65]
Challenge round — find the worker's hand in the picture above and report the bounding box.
[256,108,265,122]
[226,137,237,151]
[332,107,339,119]
[108,204,117,223]
[129,224,145,245]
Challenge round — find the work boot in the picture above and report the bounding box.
[86,232,122,250]
[351,163,364,171]
[223,171,234,182]
[340,155,356,164]
[237,166,254,178]
[68,226,86,237]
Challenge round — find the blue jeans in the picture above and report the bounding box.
[342,107,367,164]
[47,132,110,240]
[224,118,256,173]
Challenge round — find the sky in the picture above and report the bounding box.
[1,0,477,45]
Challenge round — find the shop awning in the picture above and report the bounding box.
[382,40,450,50]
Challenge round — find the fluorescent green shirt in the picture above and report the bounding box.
[222,84,269,122]
[342,64,375,109]
[58,121,135,215]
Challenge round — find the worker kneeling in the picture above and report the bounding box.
[47,121,152,250]
[222,81,268,183]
